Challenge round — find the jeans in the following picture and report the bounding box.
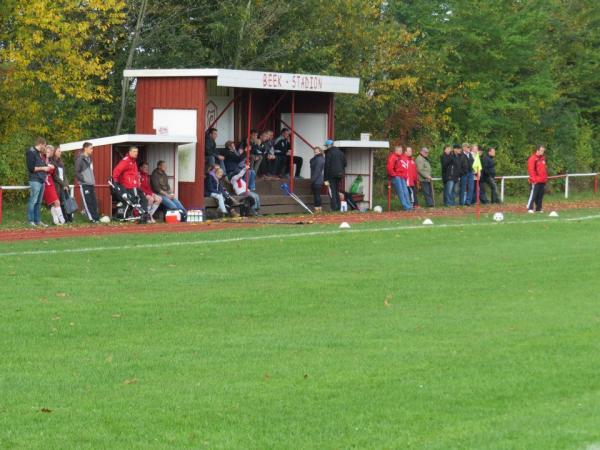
[443,180,455,206]
[27,180,45,223]
[464,172,475,205]
[311,183,323,207]
[459,174,469,205]
[480,177,499,203]
[161,195,187,218]
[210,193,227,213]
[420,181,434,207]
[391,177,412,210]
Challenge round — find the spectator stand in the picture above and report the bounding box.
[60,134,196,217]
[123,68,361,211]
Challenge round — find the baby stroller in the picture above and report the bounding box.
[108,177,150,223]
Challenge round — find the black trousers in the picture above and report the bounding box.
[480,177,499,203]
[527,183,545,211]
[283,156,303,177]
[311,183,323,207]
[420,181,434,207]
[80,184,100,222]
[328,177,342,211]
[59,189,73,222]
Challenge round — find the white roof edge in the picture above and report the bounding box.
[60,134,197,152]
[334,140,389,149]
[124,68,360,94]
[124,68,219,78]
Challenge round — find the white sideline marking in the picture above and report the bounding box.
[1,214,600,258]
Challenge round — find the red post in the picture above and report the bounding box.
[245,91,252,192]
[387,181,391,211]
[476,178,480,220]
[290,91,295,192]
[256,92,287,131]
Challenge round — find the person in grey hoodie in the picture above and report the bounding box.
[310,146,325,212]
[75,142,100,222]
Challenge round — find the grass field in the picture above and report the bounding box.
[2,211,600,449]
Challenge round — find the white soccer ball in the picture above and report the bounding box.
[99,215,111,224]
[373,205,383,213]
[493,212,504,222]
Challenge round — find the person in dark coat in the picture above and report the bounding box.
[323,139,346,211]
[458,143,472,205]
[309,146,325,212]
[441,145,457,206]
[205,128,224,171]
[481,147,500,203]
[50,146,73,222]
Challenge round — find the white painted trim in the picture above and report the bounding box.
[60,134,197,152]
[335,140,389,149]
[2,214,600,258]
[124,68,219,78]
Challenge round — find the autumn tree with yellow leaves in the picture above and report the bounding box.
[0,0,125,185]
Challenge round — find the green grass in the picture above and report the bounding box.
[2,213,600,449]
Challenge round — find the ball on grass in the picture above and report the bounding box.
[99,215,111,224]
[373,205,383,213]
[493,212,504,222]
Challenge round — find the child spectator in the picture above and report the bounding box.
[139,162,162,223]
[205,167,237,218]
[230,164,260,215]
[51,146,73,222]
[42,146,65,225]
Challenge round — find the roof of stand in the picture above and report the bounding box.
[60,134,196,152]
[123,68,360,94]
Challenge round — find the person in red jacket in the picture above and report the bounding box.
[527,145,548,213]
[405,146,419,207]
[386,145,412,211]
[140,162,162,223]
[112,146,149,214]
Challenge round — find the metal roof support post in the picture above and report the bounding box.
[290,91,295,193]
[256,92,287,131]
[245,91,252,193]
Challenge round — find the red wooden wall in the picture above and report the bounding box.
[135,77,206,208]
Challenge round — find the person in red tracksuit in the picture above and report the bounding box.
[386,145,412,211]
[527,145,548,213]
[112,146,149,214]
[405,147,419,207]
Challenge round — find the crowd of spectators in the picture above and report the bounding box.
[388,143,502,210]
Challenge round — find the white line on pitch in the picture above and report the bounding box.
[1,213,599,258]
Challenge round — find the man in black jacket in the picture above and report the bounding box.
[324,139,346,211]
[481,147,500,203]
[441,145,458,206]
[25,137,50,226]
[310,147,325,212]
[205,128,224,171]
[458,143,472,205]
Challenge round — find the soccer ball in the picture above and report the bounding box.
[493,212,504,222]
[373,205,383,213]
[99,215,111,224]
